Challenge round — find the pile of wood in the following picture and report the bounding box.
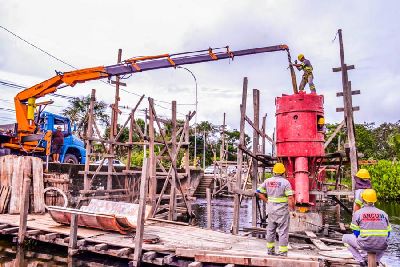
[0,155,45,214]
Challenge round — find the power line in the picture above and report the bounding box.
[0,25,77,69]
[0,25,196,110]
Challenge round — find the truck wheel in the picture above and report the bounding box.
[64,154,79,164]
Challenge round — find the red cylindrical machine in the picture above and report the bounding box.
[275,92,325,205]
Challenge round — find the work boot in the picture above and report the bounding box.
[359,261,367,267]
[277,252,287,257]
[267,248,276,255]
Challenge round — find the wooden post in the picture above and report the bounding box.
[148,98,156,208]
[367,252,376,267]
[206,188,212,230]
[219,113,226,176]
[83,89,96,190]
[133,158,150,267]
[14,248,26,266]
[68,213,79,256]
[107,49,123,190]
[232,77,248,234]
[261,114,267,223]
[168,101,177,221]
[252,89,260,227]
[184,113,190,176]
[18,177,31,246]
[336,29,358,190]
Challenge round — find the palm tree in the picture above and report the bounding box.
[62,95,110,138]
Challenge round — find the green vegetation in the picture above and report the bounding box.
[363,160,400,200]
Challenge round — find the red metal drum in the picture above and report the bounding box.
[275,92,325,205]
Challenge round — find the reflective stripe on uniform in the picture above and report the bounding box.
[285,190,294,196]
[350,223,360,231]
[355,199,364,206]
[279,246,288,252]
[257,187,267,194]
[360,229,389,237]
[269,197,288,203]
[388,224,392,232]
[267,242,275,248]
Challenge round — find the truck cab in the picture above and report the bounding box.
[38,112,86,164]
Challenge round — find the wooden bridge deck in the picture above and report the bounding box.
[0,214,356,266]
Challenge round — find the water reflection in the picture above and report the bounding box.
[0,239,129,267]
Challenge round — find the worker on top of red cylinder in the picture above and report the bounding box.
[256,163,295,257]
[293,54,316,94]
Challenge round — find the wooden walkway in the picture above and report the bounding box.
[0,214,357,266]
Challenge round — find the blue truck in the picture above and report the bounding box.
[0,111,86,164]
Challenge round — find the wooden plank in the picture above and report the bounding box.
[133,159,149,267]
[116,247,132,256]
[9,156,24,214]
[304,231,317,238]
[94,243,108,251]
[0,186,11,213]
[43,233,59,241]
[323,224,329,236]
[142,251,157,261]
[339,223,346,231]
[188,262,203,267]
[2,226,19,234]
[32,157,45,213]
[195,253,320,267]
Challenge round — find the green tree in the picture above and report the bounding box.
[62,95,109,138]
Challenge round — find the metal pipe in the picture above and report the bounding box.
[294,157,309,204]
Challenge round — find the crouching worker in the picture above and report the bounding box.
[343,189,391,266]
[256,163,295,256]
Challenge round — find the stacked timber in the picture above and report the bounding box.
[0,155,45,214]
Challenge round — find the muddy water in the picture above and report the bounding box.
[193,198,400,266]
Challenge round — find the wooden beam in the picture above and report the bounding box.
[336,89,360,97]
[232,77,247,235]
[332,64,355,72]
[68,213,79,256]
[17,176,31,245]
[168,101,177,221]
[336,106,360,112]
[110,80,127,86]
[194,253,320,267]
[324,120,345,149]
[132,159,149,267]
[206,188,212,230]
[252,89,260,228]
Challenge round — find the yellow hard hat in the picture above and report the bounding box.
[273,163,286,174]
[318,117,325,125]
[356,169,371,179]
[298,54,304,61]
[361,189,377,203]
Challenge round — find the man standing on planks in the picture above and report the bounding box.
[51,126,64,163]
[256,163,295,256]
[343,189,391,266]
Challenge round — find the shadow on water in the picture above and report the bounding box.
[0,237,130,267]
[193,197,400,266]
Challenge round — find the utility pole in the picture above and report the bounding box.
[203,130,206,169]
[333,29,360,191]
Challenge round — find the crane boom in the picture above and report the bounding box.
[14,44,297,135]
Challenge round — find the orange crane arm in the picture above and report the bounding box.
[14,45,297,134]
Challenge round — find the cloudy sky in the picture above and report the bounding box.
[1,0,399,151]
